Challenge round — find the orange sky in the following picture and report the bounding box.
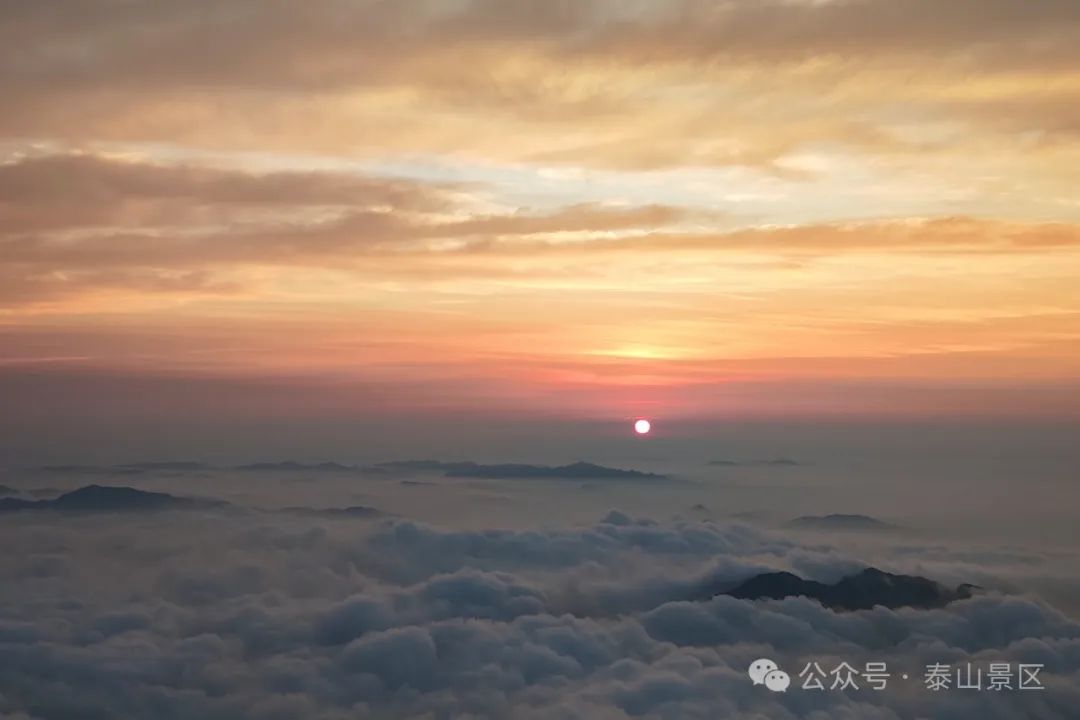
[2,0,1080,423]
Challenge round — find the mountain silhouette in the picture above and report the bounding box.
[0,485,227,513]
[717,567,977,610]
[707,458,801,467]
[119,461,211,472]
[233,461,365,473]
[786,514,895,531]
[278,505,385,518]
[376,460,665,480]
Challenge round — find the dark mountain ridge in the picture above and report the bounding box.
[717,567,978,611]
[786,514,896,531]
[376,460,665,480]
[0,485,227,513]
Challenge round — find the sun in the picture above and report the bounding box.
[634,419,651,435]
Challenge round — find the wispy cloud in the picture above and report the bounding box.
[1,1,1078,421]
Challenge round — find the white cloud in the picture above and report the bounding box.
[0,500,1076,718]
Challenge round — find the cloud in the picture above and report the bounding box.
[0,501,1077,718]
[1,5,1079,426]
[2,0,1078,170]
[421,203,703,238]
[5,1,1078,94]
[0,152,453,228]
[3,157,1078,313]
[340,625,439,690]
[0,154,714,308]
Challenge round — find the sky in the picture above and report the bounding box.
[2,0,1080,461]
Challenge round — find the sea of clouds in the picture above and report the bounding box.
[1,469,1078,720]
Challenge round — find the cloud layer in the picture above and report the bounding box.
[0,499,1077,719]
[2,1,1079,421]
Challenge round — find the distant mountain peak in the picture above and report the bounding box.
[0,485,226,513]
[707,458,802,467]
[375,459,666,480]
[786,514,896,531]
[717,567,975,611]
[278,505,385,519]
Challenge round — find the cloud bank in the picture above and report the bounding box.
[0,503,1076,719]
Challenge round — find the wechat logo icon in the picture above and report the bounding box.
[749,658,791,692]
